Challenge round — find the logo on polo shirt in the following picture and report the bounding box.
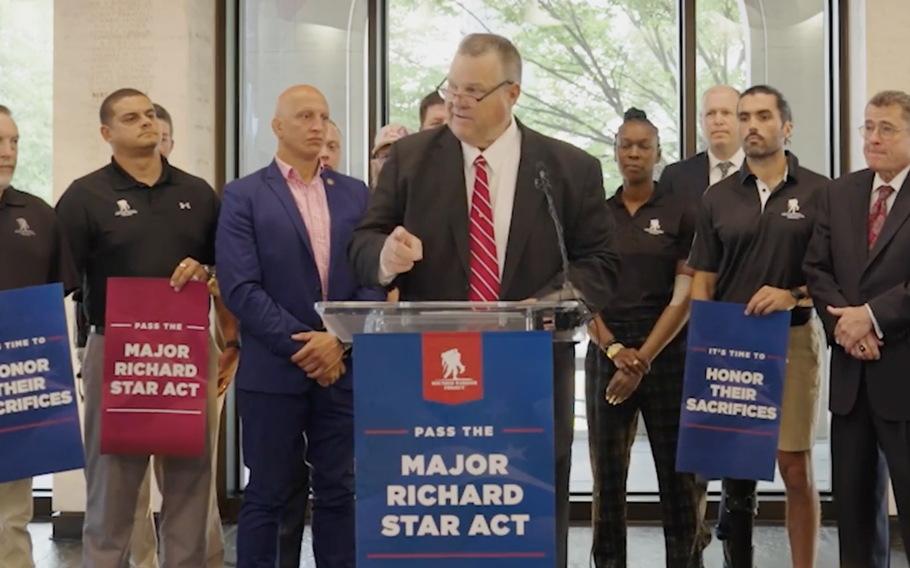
[115,199,138,217]
[14,218,35,237]
[179,202,191,210]
[644,218,664,236]
[782,198,805,220]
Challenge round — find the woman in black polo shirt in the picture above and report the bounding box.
[585,108,704,568]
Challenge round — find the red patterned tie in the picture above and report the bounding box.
[868,185,894,250]
[468,155,500,301]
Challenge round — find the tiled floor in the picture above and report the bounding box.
[29,521,908,567]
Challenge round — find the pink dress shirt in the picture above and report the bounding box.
[275,157,332,300]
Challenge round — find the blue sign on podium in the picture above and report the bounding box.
[676,300,790,481]
[0,283,85,483]
[354,331,555,566]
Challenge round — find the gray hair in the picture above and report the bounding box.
[457,33,522,84]
[868,90,910,125]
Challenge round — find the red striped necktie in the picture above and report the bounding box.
[868,185,894,250]
[468,154,500,301]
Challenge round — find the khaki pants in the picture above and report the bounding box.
[0,478,34,568]
[128,393,227,568]
[81,333,219,568]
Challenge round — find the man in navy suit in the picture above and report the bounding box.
[216,84,383,568]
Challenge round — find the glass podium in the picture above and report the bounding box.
[314,300,586,343]
[317,300,578,565]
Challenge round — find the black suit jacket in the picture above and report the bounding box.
[348,122,619,313]
[657,151,710,204]
[803,169,910,420]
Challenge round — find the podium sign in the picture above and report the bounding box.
[100,278,209,457]
[355,331,556,566]
[676,300,790,481]
[0,283,84,483]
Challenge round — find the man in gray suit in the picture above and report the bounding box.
[348,33,620,568]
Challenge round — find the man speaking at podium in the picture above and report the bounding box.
[348,33,620,568]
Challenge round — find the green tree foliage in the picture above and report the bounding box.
[0,0,54,203]
[388,0,745,192]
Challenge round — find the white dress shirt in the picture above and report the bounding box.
[708,147,745,186]
[460,118,522,277]
[870,164,909,212]
[378,118,522,283]
[867,163,910,338]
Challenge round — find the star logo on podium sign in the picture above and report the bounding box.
[503,444,527,462]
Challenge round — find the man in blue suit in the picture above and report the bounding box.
[216,84,382,568]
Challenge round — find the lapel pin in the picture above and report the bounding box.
[326,178,335,186]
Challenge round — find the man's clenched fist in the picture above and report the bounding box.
[380,226,423,278]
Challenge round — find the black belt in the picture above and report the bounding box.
[90,325,105,335]
[790,307,812,327]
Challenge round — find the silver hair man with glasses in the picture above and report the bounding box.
[804,90,910,568]
[349,33,620,568]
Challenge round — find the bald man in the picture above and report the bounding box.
[216,85,383,568]
[659,85,744,201]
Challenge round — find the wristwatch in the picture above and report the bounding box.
[790,288,808,302]
[203,264,217,282]
[603,339,624,360]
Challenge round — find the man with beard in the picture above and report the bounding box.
[688,85,828,568]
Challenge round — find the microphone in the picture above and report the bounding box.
[533,162,594,323]
[534,162,570,292]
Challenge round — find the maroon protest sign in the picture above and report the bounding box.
[100,278,209,457]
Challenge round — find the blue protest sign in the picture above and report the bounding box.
[354,331,555,567]
[0,283,85,483]
[676,300,790,481]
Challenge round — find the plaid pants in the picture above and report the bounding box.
[585,318,705,568]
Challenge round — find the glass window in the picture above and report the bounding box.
[696,0,832,493]
[238,0,370,182]
[696,0,832,176]
[388,0,681,195]
[0,0,54,204]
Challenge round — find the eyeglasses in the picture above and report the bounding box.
[436,79,514,105]
[859,123,910,140]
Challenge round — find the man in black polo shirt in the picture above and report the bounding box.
[55,88,222,568]
[0,105,79,568]
[689,85,828,568]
